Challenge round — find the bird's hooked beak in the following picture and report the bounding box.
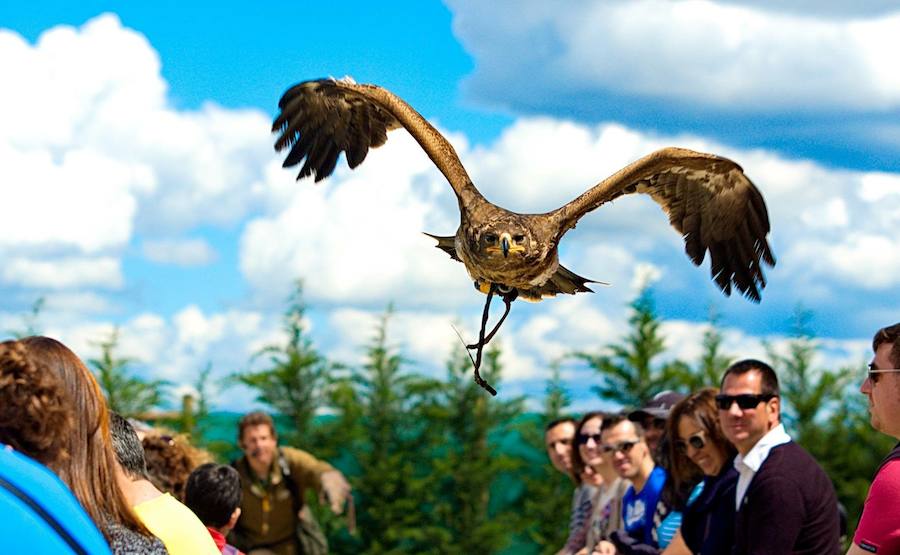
[501,233,511,258]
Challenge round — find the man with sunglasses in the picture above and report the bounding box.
[849,323,900,555]
[595,414,671,555]
[719,359,839,555]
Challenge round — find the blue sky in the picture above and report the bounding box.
[2,1,899,411]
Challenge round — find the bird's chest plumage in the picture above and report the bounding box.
[455,234,557,289]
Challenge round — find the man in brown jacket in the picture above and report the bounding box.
[230,412,351,555]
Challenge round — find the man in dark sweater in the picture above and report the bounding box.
[718,359,840,555]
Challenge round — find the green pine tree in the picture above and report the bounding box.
[427,345,525,553]
[324,308,444,554]
[572,286,686,407]
[88,327,168,417]
[673,306,733,391]
[234,282,335,444]
[519,364,576,553]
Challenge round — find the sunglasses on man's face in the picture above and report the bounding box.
[867,362,900,384]
[576,432,602,445]
[675,431,707,454]
[715,393,775,411]
[600,440,639,455]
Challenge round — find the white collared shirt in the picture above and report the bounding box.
[733,423,792,510]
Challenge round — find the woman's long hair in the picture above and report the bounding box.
[665,388,736,496]
[570,410,608,483]
[18,336,151,539]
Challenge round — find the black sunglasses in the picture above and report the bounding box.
[577,432,602,445]
[601,440,639,455]
[675,431,707,453]
[715,393,775,410]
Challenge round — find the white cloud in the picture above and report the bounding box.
[448,0,900,111]
[0,256,123,290]
[240,131,475,307]
[143,238,218,266]
[0,14,274,294]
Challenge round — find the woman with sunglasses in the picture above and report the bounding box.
[661,388,738,555]
[571,411,630,555]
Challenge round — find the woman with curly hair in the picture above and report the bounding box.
[1,339,112,554]
[661,388,738,555]
[5,336,167,554]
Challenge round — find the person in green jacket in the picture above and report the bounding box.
[229,412,351,555]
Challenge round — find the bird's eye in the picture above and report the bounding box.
[484,233,498,244]
[513,234,525,243]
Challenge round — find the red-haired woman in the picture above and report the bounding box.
[662,388,738,555]
[15,336,167,554]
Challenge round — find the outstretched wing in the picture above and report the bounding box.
[273,78,483,209]
[551,147,775,302]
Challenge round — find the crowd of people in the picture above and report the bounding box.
[1,322,898,554]
[547,322,900,555]
[0,336,352,555]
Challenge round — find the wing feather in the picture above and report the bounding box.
[273,78,483,209]
[551,147,775,302]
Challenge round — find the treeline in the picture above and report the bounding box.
[8,285,892,553]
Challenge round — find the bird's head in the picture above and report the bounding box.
[478,227,530,259]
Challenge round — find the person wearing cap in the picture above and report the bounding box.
[623,391,697,552]
[628,391,686,458]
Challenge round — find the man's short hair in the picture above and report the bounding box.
[108,411,148,480]
[600,413,645,438]
[184,463,243,528]
[873,323,900,368]
[238,411,276,443]
[720,359,780,397]
[544,416,576,433]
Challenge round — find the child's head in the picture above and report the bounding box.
[184,463,243,533]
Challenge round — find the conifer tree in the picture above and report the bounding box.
[674,307,733,390]
[520,365,577,553]
[325,308,443,554]
[234,282,334,444]
[426,345,525,553]
[766,308,853,446]
[89,327,168,417]
[572,286,686,407]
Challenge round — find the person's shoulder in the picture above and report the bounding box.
[137,494,221,554]
[280,445,316,459]
[107,522,168,555]
[760,441,826,476]
[0,447,112,554]
[871,459,900,496]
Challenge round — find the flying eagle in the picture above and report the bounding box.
[273,78,776,395]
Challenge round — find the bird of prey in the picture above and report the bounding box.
[272,78,776,395]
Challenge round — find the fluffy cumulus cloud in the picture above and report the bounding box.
[447,0,900,112]
[30,304,280,406]
[0,14,273,293]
